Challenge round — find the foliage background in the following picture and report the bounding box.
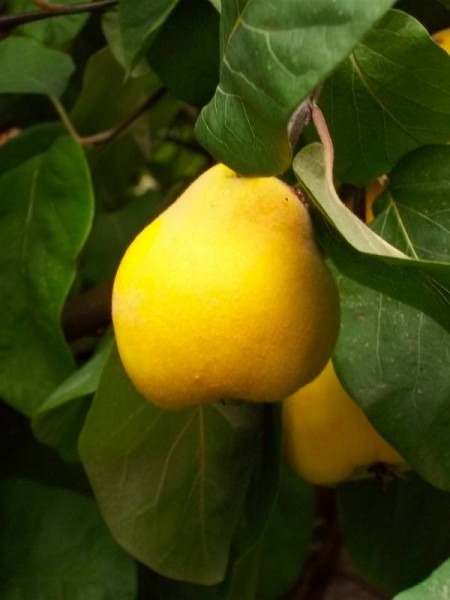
[0,0,449,598]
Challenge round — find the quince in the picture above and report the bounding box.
[112,164,340,409]
[283,360,407,485]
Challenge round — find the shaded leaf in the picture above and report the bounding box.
[395,556,450,599]
[338,473,450,595]
[0,133,94,416]
[119,0,179,70]
[294,143,450,332]
[79,346,263,585]
[195,0,395,175]
[0,479,137,599]
[71,47,161,134]
[319,10,450,184]
[31,333,114,462]
[0,36,74,96]
[147,0,220,107]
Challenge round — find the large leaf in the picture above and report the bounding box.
[147,0,220,107]
[294,143,450,332]
[79,346,264,585]
[147,463,314,600]
[0,132,94,416]
[0,35,74,96]
[0,479,137,599]
[395,556,450,599]
[119,0,179,71]
[319,10,450,185]
[332,145,450,490]
[195,0,396,175]
[338,474,450,595]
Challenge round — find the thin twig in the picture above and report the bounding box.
[0,0,117,35]
[49,95,82,143]
[79,88,167,146]
[311,102,335,186]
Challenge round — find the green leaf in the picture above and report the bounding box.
[147,0,220,107]
[395,556,450,599]
[6,0,88,49]
[332,145,450,489]
[0,133,94,416]
[318,10,450,185]
[195,0,396,175]
[119,0,180,71]
[71,46,162,134]
[31,332,114,462]
[338,473,450,594]
[140,463,313,600]
[0,36,74,96]
[39,331,114,413]
[79,346,264,585]
[0,479,137,599]
[294,143,450,332]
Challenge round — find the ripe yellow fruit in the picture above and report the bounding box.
[283,361,407,485]
[112,164,340,409]
[432,28,450,54]
[364,179,384,224]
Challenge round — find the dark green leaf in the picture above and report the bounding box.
[39,331,114,413]
[31,332,114,462]
[294,143,450,332]
[119,0,179,71]
[0,36,74,96]
[79,346,264,585]
[0,133,94,416]
[71,47,161,134]
[147,0,220,107]
[394,556,450,599]
[0,479,137,599]
[195,0,395,175]
[332,145,450,489]
[319,10,450,184]
[338,474,450,594]
[80,189,166,286]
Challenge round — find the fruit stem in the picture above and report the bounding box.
[311,103,335,188]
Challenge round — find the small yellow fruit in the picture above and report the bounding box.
[364,179,384,224]
[112,164,340,409]
[283,361,407,485]
[432,28,450,54]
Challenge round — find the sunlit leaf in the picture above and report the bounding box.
[0,479,137,599]
[196,0,395,175]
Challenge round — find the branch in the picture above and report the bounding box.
[0,0,117,35]
[80,88,167,146]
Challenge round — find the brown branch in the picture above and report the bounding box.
[62,280,113,341]
[0,0,117,35]
[80,88,167,146]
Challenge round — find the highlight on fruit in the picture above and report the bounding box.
[282,360,408,486]
[112,163,340,410]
